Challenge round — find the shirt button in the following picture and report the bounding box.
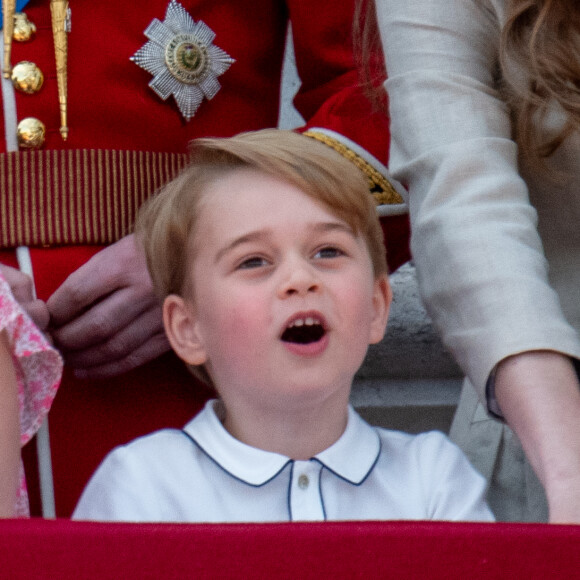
[298,474,309,489]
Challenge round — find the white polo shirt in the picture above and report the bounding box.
[73,400,493,522]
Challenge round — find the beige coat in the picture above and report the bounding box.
[376,0,580,521]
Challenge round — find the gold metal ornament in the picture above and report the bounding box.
[165,35,209,85]
[16,117,46,149]
[50,0,69,140]
[11,61,44,93]
[13,12,37,42]
[2,0,15,78]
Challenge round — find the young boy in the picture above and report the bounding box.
[72,130,493,522]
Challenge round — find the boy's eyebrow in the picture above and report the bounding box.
[214,221,355,263]
[313,221,356,237]
[215,231,269,263]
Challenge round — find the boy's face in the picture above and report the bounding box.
[164,168,390,410]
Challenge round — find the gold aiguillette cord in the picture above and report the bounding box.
[50,0,68,140]
[2,0,15,78]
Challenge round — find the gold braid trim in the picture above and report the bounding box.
[303,130,404,205]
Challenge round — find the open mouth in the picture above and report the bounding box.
[281,316,326,344]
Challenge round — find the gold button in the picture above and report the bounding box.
[298,474,309,489]
[17,117,46,149]
[11,61,44,94]
[13,13,37,42]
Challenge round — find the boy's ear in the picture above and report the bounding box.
[369,275,392,345]
[163,295,208,366]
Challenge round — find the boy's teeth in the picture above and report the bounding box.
[290,317,319,328]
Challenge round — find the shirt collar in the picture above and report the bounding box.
[183,400,381,486]
[315,405,381,484]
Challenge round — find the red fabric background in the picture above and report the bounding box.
[1,519,579,579]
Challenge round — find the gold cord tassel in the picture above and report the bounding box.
[50,0,69,140]
[2,0,15,78]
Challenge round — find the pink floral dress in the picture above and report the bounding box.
[0,272,62,516]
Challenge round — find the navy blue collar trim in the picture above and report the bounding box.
[180,429,293,488]
[310,435,382,487]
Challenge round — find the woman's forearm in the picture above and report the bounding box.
[495,350,580,523]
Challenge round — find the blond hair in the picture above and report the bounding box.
[501,0,580,159]
[136,129,386,300]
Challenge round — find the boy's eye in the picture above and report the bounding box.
[238,256,269,269]
[314,246,344,259]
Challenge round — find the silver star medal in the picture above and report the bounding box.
[130,0,235,121]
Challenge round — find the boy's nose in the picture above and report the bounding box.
[277,259,320,298]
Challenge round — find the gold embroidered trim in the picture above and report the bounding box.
[0,149,189,248]
[303,130,404,206]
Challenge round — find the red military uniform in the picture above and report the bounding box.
[0,0,409,516]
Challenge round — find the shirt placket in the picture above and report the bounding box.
[289,460,325,521]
